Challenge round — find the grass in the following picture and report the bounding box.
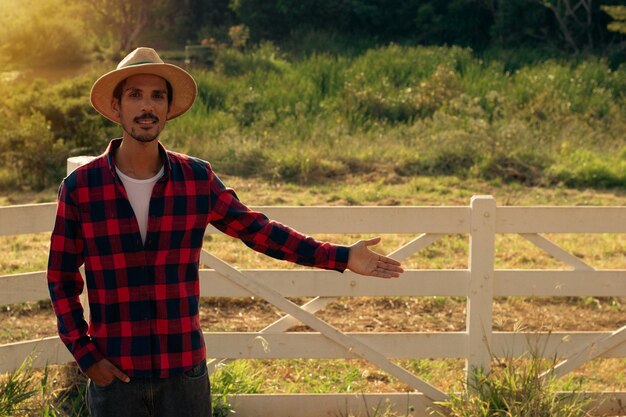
[0,175,625,416]
[435,354,592,417]
[211,360,263,417]
[2,44,626,192]
[0,359,38,416]
[0,359,88,417]
[158,45,626,189]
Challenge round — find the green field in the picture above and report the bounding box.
[1,44,626,193]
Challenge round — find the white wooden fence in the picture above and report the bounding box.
[0,159,625,416]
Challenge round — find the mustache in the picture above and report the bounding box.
[134,113,160,123]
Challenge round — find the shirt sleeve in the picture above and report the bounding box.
[47,179,104,372]
[208,172,350,272]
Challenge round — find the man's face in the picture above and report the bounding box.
[112,74,170,143]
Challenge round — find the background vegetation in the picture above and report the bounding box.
[0,0,625,193]
[1,42,625,191]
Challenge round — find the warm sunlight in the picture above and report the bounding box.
[0,1,624,415]
[0,0,27,14]
[0,0,92,70]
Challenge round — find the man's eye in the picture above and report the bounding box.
[128,92,140,98]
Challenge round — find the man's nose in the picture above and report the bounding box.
[140,97,154,112]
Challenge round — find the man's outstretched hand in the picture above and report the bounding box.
[347,237,403,279]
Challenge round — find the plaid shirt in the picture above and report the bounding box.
[47,139,349,378]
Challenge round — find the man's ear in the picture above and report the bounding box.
[110,98,122,124]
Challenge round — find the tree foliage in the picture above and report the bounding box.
[0,0,91,66]
[602,5,626,34]
[86,0,155,53]
[230,0,495,48]
[228,0,624,54]
[1,0,623,63]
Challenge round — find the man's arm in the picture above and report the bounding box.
[47,180,105,373]
[208,172,403,277]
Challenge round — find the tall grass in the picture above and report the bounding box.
[164,44,626,187]
[210,360,264,417]
[435,349,592,417]
[0,359,37,416]
[2,44,625,190]
[0,359,88,417]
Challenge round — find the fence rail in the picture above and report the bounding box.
[1,189,625,415]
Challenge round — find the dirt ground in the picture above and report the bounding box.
[2,296,625,346]
[2,296,624,385]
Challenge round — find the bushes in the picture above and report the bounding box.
[114,47,625,192]
[344,64,462,124]
[214,42,287,77]
[2,44,625,190]
[0,113,67,190]
[395,141,478,178]
[549,147,626,188]
[230,0,623,53]
[0,0,92,68]
[481,153,551,185]
[0,74,117,190]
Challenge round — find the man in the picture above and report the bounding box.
[47,47,403,417]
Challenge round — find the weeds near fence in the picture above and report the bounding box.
[0,358,88,417]
[210,360,264,417]
[0,358,37,416]
[434,350,592,417]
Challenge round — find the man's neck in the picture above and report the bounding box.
[114,136,163,180]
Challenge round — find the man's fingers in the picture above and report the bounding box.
[372,258,403,278]
[378,256,402,267]
[378,262,404,273]
[362,238,404,267]
[362,237,382,246]
[109,363,130,383]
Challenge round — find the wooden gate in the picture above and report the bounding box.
[0,157,624,416]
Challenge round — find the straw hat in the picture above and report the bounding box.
[90,47,197,124]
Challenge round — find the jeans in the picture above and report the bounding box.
[86,361,212,417]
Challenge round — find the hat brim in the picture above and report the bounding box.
[90,63,197,124]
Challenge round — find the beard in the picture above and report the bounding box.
[123,112,162,143]
[126,126,161,143]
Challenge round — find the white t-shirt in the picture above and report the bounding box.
[115,166,164,244]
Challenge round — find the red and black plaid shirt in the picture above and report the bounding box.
[47,139,349,378]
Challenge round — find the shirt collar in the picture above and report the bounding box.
[104,138,171,181]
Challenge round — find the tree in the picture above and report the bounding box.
[150,0,235,46]
[87,0,154,53]
[536,0,595,53]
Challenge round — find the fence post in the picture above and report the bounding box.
[67,156,96,176]
[466,195,496,383]
[67,157,95,322]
